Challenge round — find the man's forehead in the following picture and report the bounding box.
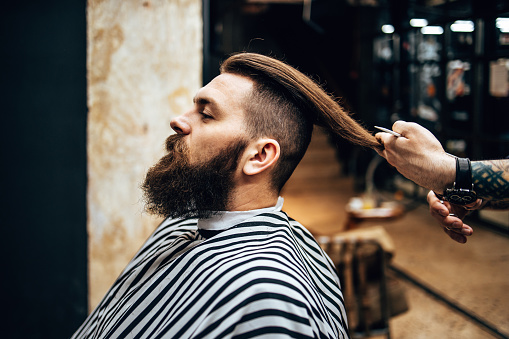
[195,73,253,103]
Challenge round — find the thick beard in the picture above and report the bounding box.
[141,134,248,220]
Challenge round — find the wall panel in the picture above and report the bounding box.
[87,0,202,309]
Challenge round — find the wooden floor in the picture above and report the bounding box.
[281,128,509,339]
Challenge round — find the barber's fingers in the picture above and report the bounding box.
[428,192,471,232]
[392,120,409,136]
[392,120,428,139]
[427,191,473,243]
[374,132,395,159]
[427,190,438,203]
[439,213,472,244]
[427,191,468,220]
[427,191,449,216]
[442,214,472,233]
[393,120,433,139]
[444,227,468,244]
[375,131,396,144]
[374,131,404,164]
[429,205,464,230]
[374,133,387,158]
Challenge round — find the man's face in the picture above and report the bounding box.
[170,73,254,164]
[141,73,254,219]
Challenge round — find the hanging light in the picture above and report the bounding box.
[496,17,509,33]
[450,20,475,32]
[382,24,395,34]
[421,26,444,35]
[410,18,428,28]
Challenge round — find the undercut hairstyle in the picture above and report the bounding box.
[220,52,382,192]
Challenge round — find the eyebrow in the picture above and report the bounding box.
[193,95,225,117]
[193,94,219,106]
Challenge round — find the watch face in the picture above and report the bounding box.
[445,188,477,205]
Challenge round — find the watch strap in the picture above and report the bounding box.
[455,157,472,189]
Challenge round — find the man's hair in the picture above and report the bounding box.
[220,52,381,191]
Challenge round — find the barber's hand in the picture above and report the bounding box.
[427,190,482,244]
[375,121,456,194]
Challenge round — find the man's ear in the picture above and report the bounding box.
[242,139,280,176]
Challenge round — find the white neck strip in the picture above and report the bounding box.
[197,197,284,231]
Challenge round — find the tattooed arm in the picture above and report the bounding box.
[376,121,509,202]
[426,161,509,244]
[472,160,509,204]
[376,121,509,243]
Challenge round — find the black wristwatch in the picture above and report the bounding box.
[435,157,477,205]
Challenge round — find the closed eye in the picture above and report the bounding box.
[200,111,213,120]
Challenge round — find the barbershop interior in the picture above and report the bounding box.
[3,0,509,338]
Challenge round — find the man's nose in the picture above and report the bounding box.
[170,114,191,135]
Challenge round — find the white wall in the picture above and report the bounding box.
[87,0,202,310]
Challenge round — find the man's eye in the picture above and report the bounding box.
[200,112,213,120]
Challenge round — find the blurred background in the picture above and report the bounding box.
[2,0,509,338]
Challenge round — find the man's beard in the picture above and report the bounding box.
[142,134,248,220]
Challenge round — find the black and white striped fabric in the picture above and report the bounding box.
[73,211,349,338]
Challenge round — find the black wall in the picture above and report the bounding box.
[1,1,88,337]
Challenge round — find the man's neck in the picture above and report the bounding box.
[228,184,279,212]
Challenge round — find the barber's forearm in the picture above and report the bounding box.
[472,160,509,202]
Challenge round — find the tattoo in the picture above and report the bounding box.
[472,160,509,202]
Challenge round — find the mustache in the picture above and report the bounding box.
[165,134,186,153]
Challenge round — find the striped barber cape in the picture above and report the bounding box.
[73,211,349,338]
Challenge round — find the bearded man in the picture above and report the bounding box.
[73,53,381,338]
